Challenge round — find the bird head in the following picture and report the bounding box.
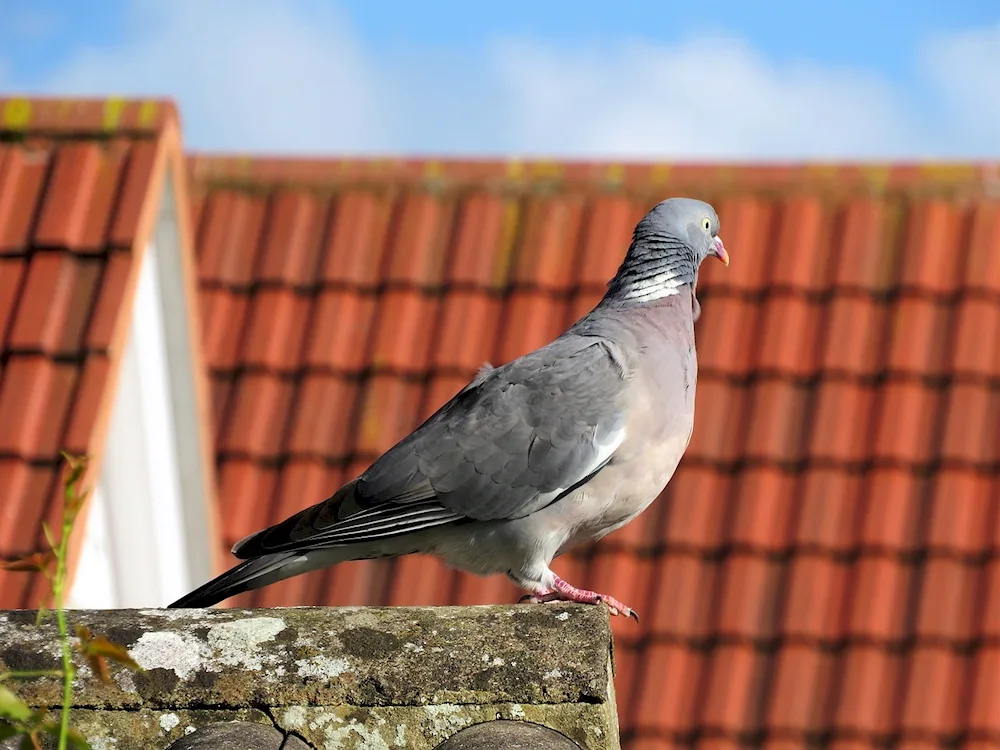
[636,197,729,268]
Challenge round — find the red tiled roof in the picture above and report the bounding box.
[0,97,216,607]
[188,155,1000,747]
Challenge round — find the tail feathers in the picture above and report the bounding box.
[168,552,306,608]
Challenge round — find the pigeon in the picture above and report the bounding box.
[169,197,729,619]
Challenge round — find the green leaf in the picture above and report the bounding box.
[0,686,33,723]
[75,627,142,676]
[40,523,57,552]
[0,721,22,740]
[40,722,91,750]
[64,727,92,750]
[0,552,56,575]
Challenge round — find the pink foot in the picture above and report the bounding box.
[518,575,639,621]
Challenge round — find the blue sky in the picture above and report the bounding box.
[2,0,999,157]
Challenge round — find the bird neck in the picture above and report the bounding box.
[602,237,697,307]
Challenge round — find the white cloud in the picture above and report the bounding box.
[489,36,922,158]
[34,0,388,153]
[9,0,1000,158]
[920,23,1000,154]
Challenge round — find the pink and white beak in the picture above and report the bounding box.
[712,236,730,266]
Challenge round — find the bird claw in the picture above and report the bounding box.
[518,577,640,622]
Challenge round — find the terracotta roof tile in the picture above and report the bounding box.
[769,196,834,292]
[899,198,967,296]
[743,380,811,464]
[0,356,78,459]
[711,195,774,294]
[860,469,925,551]
[286,374,359,460]
[901,646,969,736]
[240,288,310,372]
[85,251,134,350]
[432,291,501,371]
[926,475,994,553]
[0,97,217,607]
[257,191,325,287]
[303,289,378,373]
[447,192,508,288]
[647,553,717,640]
[0,143,52,253]
[633,643,704,734]
[196,190,267,286]
[782,554,848,641]
[354,374,422,457]
[385,555,457,607]
[495,290,570,363]
[217,458,277,545]
[577,196,642,288]
[319,190,393,289]
[187,156,1000,750]
[512,195,585,289]
[810,381,875,464]
[659,471,732,553]
[383,192,455,287]
[963,200,1000,295]
[199,288,250,371]
[63,354,112,455]
[940,383,996,466]
[109,141,160,248]
[795,472,863,552]
[872,382,941,464]
[695,296,761,377]
[821,296,887,375]
[0,256,26,338]
[846,554,914,641]
[914,557,980,643]
[886,296,951,377]
[729,473,796,552]
[766,644,835,733]
[755,295,823,376]
[34,141,119,252]
[832,197,901,293]
[700,644,765,734]
[968,646,1000,735]
[833,645,901,735]
[370,290,439,372]
[219,372,295,458]
[7,251,102,354]
[686,379,750,464]
[951,297,1000,377]
[716,552,783,640]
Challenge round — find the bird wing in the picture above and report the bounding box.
[232,335,631,557]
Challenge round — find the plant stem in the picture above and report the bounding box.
[52,513,74,750]
[0,670,64,681]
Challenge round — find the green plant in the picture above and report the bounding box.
[0,453,142,750]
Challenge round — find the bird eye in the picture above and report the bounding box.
[701,217,712,232]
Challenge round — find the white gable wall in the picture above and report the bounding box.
[68,175,214,609]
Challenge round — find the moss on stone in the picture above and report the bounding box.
[0,604,620,749]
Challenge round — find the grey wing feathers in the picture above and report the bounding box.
[233,335,630,558]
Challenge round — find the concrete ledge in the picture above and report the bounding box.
[0,604,619,749]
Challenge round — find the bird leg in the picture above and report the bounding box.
[519,574,639,621]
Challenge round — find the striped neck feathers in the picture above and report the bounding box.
[604,236,697,305]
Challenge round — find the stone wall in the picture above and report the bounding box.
[0,604,620,749]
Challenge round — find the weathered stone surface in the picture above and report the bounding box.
[434,719,582,749]
[0,709,275,750]
[0,605,620,749]
[0,605,610,710]
[271,700,614,749]
[166,720,310,749]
